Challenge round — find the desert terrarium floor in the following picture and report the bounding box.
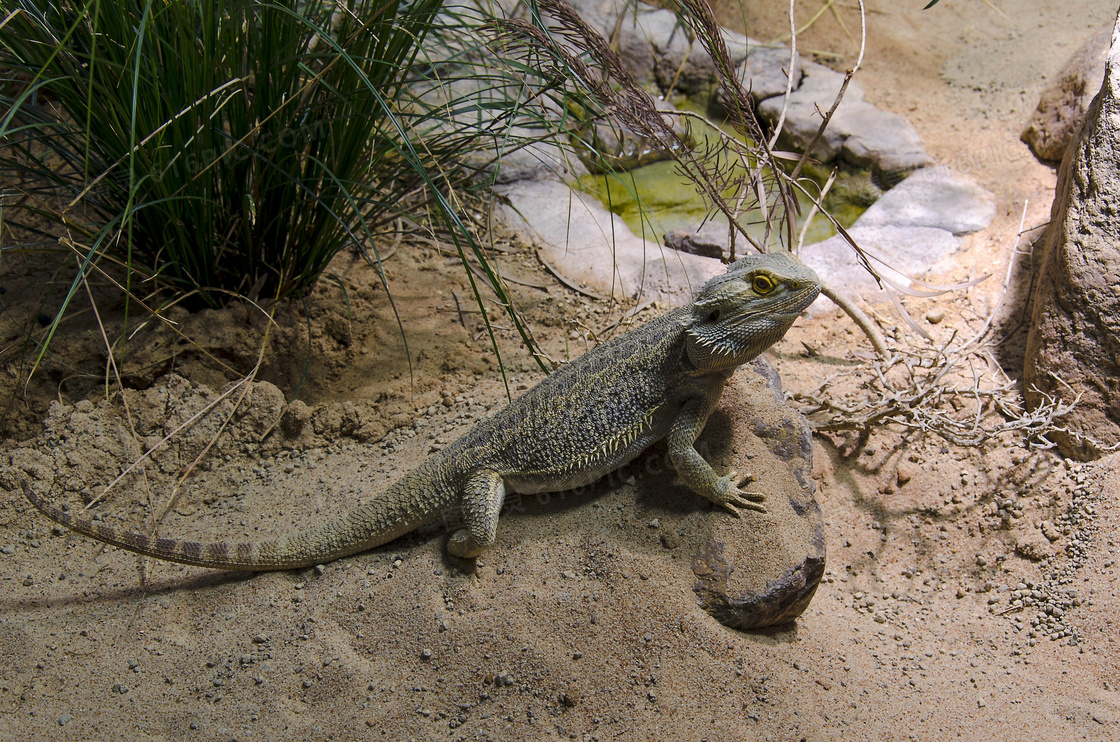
[2,1,1120,741]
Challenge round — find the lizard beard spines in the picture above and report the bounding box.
[685,253,820,371]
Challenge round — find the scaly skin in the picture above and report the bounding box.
[22,252,820,569]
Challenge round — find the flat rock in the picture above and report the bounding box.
[712,42,803,113]
[566,0,750,95]
[738,43,802,103]
[666,166,990,306]
[834,102,933,179]
[495,179,723,305]
[759,61,931,178]
[691,358,824,630]
[800,225,959,303]
[758,61,865,162]
[854,166,995,235]
[664,223,733,261]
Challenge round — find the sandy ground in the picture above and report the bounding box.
[2,1,1120,740]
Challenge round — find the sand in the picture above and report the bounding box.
[1,1,1119,740]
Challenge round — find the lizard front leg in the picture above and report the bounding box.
[447,469,507,558]
[667,385,766,515]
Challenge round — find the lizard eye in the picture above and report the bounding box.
[752,274,775,294]
[708,309,721,322]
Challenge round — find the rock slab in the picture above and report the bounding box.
[495,178,723,305]
[692,358,824,630]
[854,165,995,236]
[758,62,932,180]
[797,165,992,309]
[663,164,994,310]
[800,224,960,302]
[1023,11,1120,459]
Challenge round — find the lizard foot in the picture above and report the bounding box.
[447,529,488,559]
[717,469,767,516]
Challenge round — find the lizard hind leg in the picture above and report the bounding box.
[446,469,507,559]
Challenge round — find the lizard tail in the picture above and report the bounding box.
[21,480,432,571]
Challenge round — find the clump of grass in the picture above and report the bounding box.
[1,0,448,307]
[1,0,570,392]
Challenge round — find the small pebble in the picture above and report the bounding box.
[659,532,682,550]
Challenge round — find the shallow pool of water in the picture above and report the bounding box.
[575,105,873,254]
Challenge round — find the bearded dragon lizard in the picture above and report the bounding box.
[22,251,820,569]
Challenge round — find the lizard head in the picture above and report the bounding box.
[685,251,821,372]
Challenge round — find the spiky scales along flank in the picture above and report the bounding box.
[22,252,820,571]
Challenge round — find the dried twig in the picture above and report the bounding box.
[791,244,1111,451]
[820,282,888,357]
[794,335,1082,448]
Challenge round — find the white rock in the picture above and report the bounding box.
[760,62,931,177]
[801,225,959,310]
[855,166,995,235]
[495,180,722,305]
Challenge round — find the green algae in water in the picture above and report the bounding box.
[575,112,873,250]
[577,159,715,243]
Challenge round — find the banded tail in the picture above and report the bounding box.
[21,480,425,571]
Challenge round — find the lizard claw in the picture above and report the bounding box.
[718,469,767,515]
[447,529,486,559]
